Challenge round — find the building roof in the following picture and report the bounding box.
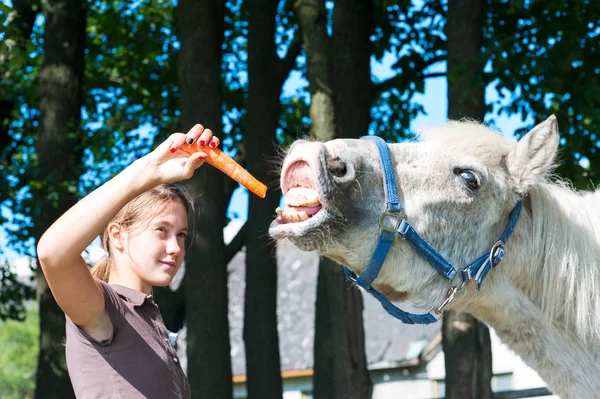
[225,240,441,377]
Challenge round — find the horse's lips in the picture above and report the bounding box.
[270,144,343,242]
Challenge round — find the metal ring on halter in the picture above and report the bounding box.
[378,210,404,235]
[489,240,505,267]
[452,268,468,291]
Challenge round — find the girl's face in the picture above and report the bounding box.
[119,201,189,291]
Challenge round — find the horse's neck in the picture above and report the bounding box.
[460,283,600,399]
[456,188,600,398]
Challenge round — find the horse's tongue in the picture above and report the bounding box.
[275,204,322,224]
[284,204,322,216]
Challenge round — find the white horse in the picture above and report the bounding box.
[269,116,600,398]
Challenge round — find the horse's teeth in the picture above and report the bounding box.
[284,187,320,207]
[292,211,309,222]
[275,207,309,224]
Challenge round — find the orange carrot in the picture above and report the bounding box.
[183,143,267,198]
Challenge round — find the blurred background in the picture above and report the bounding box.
[0,0,597,398]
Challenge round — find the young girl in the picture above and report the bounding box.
[37,124,219,398]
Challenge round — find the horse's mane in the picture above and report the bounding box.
[419,120,600,342]
[416,119,515,154]
[529,182,600,343]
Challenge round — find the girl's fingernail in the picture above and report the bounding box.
[199,140,206,147]
[209,142,216,148]
[170,147,176,153]
[186,137,194,144]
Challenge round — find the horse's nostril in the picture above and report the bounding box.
[328,156,347,177]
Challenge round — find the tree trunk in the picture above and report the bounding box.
[153,282,186,333]
[176,1,233,398]
[243,1,300,397]
[33,0,86,397]
[442,311,494,399]
[332,0,373,138]
[447,0,486,121]
[327,1,374,397]
[295,0,335,141]
[295,1,371,397]
[444,1,493,398]
[314,258,372,399]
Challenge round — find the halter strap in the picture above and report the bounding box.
[343,135,522,324]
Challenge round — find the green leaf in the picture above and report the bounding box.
[9,53,26,70]
[0,3,13,14]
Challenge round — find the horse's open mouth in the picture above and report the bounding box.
[273,159,329,226]
[269,141,353,251]
[275,187,323,224]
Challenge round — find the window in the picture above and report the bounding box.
[432,374,512,397]
[434,380,445,397]
[492,373,513,392]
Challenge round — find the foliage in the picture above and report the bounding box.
[0,1,44,255]
[0,304,39,398]
[0,0,184,311]
[0,262,34,320]
[222,0,248,157]
[370,0,447,141]
[82,0,181,188]
[276,0,449,144]
[0,0,599,317]
[485,0,600,189]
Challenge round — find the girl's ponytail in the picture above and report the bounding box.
[91,256,111,283]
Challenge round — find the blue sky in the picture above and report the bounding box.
[2,56,531,265]
[226,54,531,222]
[1,7,533,264]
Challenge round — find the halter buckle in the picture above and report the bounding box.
[378,209,404,235]
[430,286,459,319]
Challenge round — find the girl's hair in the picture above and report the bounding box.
[91,183,193,283]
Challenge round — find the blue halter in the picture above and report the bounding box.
[344,135,522,325]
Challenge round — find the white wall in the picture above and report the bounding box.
[235,328,560,399]
[371,367,436,399]
[426,328,558,398]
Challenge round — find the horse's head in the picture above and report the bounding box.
[269,116,559,309]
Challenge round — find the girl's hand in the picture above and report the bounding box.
[144,124,221,184]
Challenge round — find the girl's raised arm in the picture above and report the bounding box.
[37,125,217,333]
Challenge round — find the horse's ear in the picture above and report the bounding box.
[506,115,559,195]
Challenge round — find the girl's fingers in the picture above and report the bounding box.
[167,133,187,153]
[158,124,217,157]
[185,124,204,145]
[197,128,214,147]
[208,136,220,149]
[155,133,180,154]
[182,151,207,178]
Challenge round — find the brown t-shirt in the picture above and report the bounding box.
[65,280,191,398]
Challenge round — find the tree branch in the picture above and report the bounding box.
[372,54,446,97]
[12,0,39,41]
[422,71,446,79]
[276,28,303,87]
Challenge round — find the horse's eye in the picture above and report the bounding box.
[455,169,480,190]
